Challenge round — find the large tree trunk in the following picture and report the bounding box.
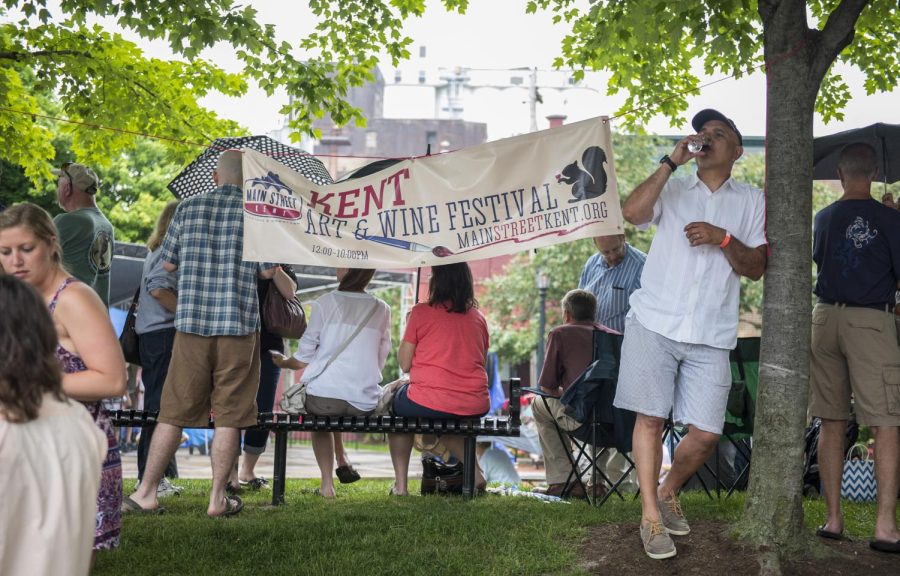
[736,1,867,570]
[736,0,819,560]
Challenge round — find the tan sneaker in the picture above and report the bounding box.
[658,495,690,536]
[640,521,676,559]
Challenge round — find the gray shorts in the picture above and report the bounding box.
[614,315,731,434]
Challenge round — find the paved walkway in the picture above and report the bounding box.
[120,442,545,482]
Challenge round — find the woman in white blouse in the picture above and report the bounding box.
[272,268,391,497]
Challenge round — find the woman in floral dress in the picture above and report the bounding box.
[0,204,126,562]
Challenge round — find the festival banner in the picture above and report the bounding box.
[242,116,623,268]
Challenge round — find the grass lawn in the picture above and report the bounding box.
[95,480,887,576]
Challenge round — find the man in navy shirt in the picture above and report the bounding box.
[810,142,900,553]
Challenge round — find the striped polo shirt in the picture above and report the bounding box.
[578,243,646,333]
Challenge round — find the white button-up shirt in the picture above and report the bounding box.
[629,173,766,349]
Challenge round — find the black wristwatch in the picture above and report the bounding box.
[659,155,677,172]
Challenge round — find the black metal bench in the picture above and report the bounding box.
[111,378,521,504]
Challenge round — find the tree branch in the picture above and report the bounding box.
[121,73,214,142]
[0,49,92,61]
[812,0,870,79]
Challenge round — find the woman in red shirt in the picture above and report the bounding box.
[387,262,490,495]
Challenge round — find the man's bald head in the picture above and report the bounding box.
[838,142,878,182]
[593,234,627,267]
[215,150,244,187]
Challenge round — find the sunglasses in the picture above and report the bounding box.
[57,163,73,183]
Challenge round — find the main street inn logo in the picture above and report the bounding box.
[244,172,302,220]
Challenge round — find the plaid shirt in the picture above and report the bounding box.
[161,184,272,336]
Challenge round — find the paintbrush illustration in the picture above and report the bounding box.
[363,235,454,257]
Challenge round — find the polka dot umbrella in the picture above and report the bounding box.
[167,136,334,198]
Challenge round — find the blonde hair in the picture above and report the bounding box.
[147,200,180,251]
[0,203,63,266]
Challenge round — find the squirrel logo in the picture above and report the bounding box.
[556,146,609,203]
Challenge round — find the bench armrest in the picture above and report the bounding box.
[508,377,522,429]
[521,386,559,399]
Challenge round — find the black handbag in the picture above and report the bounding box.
[420,455,464,495]
[119,287,141,365]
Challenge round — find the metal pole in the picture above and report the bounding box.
[529,67,538,133]
[537,285,548,376]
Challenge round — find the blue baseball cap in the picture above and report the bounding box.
[692,109,743,145]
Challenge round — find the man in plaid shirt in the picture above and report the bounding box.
[125,150,276,517]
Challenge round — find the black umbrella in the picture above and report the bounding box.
[167,135,334,199]
[812,123,900,190]
[335,157,402,183]
[109,241,149,308]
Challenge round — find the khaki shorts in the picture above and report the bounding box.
[809,304,900,426]
[304,394,373,417]
[159,331,261,428]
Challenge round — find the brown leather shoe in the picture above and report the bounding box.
[544,483,567,497]
[545,482,606,500]
[545,482,585,498]
[589,483,609,500]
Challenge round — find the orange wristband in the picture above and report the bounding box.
[719,232,732,249]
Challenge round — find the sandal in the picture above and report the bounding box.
[388,484,408,496]
[225,481,241,496]
[121,496,165,515]
[869,538,900,553]
[210,495,243,518]
[239,477,270,490]
[815,525,844,541]
[335,464,361,484]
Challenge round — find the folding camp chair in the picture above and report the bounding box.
[718,337,759,497]
[525,330,637,507]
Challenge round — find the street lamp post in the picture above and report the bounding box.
[536,271,550,377]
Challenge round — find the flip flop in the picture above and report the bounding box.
[335,464,361,484]
[225,481,241,496]
[869,539,900,553]
[815,525,843,541]
[210,495,243,518]
[121,496,165,515]
[388,484,408,496]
